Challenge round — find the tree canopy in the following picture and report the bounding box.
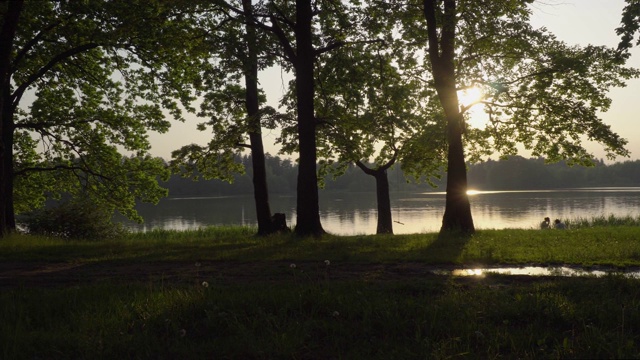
[1,0,210,234]
[618,0,640,51]
[2,0,638,237]
[419,0,638,232]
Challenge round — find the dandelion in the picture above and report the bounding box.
[324,260,331,266]
[195,262,202,267]
[202,281,209,288]
[332,311,340,317]
[290,263,296,269]
[179,329,187,337]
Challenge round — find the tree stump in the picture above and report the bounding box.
[271,213,290,233]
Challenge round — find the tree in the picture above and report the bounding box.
[421,0,638,233]
[171,0,285,235]
[0,0,24,235]
[241,0,278,235]
[617,0,640,52]
[0,0,205,236]
[311,38,446,234]
[243,0,352,236]
[423,0,474,232]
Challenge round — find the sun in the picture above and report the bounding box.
[458,86,483,108]
[457,86,489,130]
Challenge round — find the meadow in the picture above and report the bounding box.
[2,220,640,359]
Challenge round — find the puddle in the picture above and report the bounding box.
[432,266,640,278]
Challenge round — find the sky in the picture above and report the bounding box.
[146,0,640,163]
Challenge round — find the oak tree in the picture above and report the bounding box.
[421,0,638,233]
[245,0,352,236]
[170,0,286,235]
[0,0,205,236]
[312,40,446,234]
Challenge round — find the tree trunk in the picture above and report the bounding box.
[423,0,475,233]
[242,0,275,236]
[0,0,23,236]
[293,0,324,236]
[441,112,474,232]
[374,171,393,234]
[1,103,15,232]
[356,160,394,235]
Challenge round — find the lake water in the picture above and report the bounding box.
[120,187,640,235]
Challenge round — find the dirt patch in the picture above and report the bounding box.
[0,260,478,288]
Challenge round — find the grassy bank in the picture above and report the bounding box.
[2,225,640,267]
[2,225,640,358]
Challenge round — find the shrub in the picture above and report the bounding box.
[20,198,128,240]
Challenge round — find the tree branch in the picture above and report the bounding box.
[423,0,441,67]
[268,15,296,63]
[14,164,112,182]
[314,40,345,56]
[355,159,376,175]
[12,21,61,71]
[11,42,100,109]
[268,2,295,29]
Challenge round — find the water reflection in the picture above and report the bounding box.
[435,266,640,278]
[120,188,640,235]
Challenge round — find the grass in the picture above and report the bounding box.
[3,274,640,359]
[2,219,640,358]
[567,214,640,228]
[3,225,640,267]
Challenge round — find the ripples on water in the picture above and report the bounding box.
[123,188,640,235]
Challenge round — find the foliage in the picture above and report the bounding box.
[160,153,640,197]
[4,0,638,236]
[2,0,208,232]
[468,156,640,189]
[19,198,127,240]
[617,0,640,51]
[425,0,639,164]
[411,0,639,232]
[312,37,447,184]
[169,0,284,183]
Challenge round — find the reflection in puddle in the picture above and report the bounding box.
[433,266,640,278]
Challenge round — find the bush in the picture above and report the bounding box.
[20,198,128,240]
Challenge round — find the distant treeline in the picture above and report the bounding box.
[164,155,640,197]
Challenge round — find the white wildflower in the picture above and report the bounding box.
[290,263,296,269]
[332,311,340,317]
[202,281,209,288]
[195,262,202,267]
[179,329,187,337]
[324,260,331,266]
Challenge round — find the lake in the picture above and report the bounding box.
[120,187,640,235]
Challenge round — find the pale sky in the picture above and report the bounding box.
[147,0,640,163]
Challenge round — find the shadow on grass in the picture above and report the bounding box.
[415,230,474,264]
[111,230,477,265]
[0,228,478,289]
